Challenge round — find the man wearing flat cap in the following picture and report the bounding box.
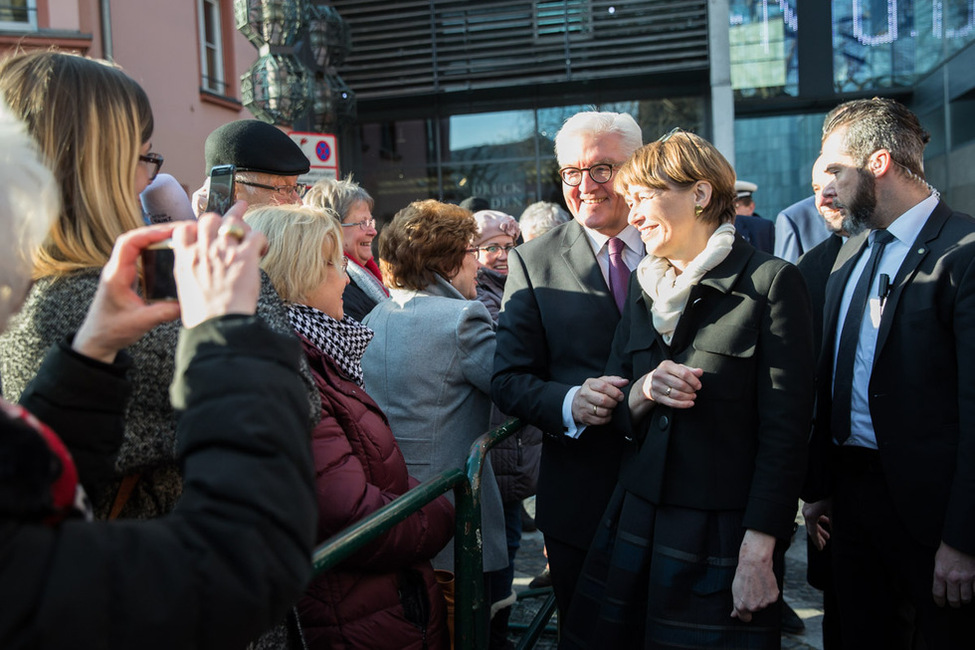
[194,119,311,214]
[733,179,775,253]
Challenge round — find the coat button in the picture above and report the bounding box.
[659,415,670,429]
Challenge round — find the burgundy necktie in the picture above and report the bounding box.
[608,237,630,314]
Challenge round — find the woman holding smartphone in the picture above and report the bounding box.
[0,51,315,525]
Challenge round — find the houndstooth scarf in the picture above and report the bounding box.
[287,303,374,387]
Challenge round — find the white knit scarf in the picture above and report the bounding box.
[636,222,736,345]
[287,303,374,387]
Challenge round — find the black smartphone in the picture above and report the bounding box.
[206,164,236,215]
[141,240,178,302]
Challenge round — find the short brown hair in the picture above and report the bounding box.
[378,200,477,291]
[617,129,736,226]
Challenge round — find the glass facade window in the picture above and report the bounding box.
[729,0,799,99]
[734,112,827,219]
[355,98,706,224]
[833,0,975,92]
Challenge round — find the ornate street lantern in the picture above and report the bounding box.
[234,0,303,48]
[240,53,313,125]
[307,3,351,69]
[312,73,356,132]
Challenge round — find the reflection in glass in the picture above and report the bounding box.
[833,1,975,93]
[728,0,799,99]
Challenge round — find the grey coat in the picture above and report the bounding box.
[0,269,318,520]
[362,275,507,573]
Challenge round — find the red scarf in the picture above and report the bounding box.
[1,397,89,524]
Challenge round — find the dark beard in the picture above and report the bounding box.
[838,169,878,236]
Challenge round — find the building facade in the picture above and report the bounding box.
[0,0,258,190]
[3,1,975,220]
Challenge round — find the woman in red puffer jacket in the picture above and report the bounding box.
[246,204,454,650]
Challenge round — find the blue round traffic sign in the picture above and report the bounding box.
[316,141,331,162]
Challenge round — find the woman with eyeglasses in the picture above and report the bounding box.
[361,200,509,639]
[244,204,454,649]
[0,52,314,528]
[560,130,815,648]
[304,176,389,322]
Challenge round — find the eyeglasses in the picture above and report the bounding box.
[477,244,515,255]
[235,179,309,198]
[341,218,377,231]
[465,248,479,258]
[329,257,349,273]
[139,153,164,182]
[558,163,618,187]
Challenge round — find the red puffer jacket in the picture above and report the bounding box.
[296,337,454,650]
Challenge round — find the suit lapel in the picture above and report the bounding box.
[821,232,868,375]
[873,201,948,361]
[559,220,618,317]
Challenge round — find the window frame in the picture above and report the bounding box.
[197,0,233,99]
[0,0,38,31]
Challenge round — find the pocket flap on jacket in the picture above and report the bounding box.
[692,323,758,358]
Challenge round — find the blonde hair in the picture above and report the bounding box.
[244,204,344,303]
[617,130,736,226]
[0,50,153,278]
[0,97,60,330]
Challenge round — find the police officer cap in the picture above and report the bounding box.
[205,119,310,175]
[734,180,758,199]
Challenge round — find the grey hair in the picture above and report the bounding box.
[554,111,643,165]
[518,201,571,241]
[303,174,374,223]
[0,98,59,330]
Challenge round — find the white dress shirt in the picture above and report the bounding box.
[832,193,938,449]
[562,224,645,438]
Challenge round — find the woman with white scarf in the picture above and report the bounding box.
[561,130,815,649]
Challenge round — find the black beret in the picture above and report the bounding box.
[204,119,310,175]
[459,196,490,212]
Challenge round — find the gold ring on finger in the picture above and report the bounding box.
[664,386,672,397]
[218,223,246,242]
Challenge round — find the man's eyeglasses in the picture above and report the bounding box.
[558,163,618,187]
[341,218,377,231]
[139,153,164,182]
[477,244,515,255]
[236,179,309,198]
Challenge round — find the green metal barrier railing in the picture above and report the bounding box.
[311,418,549,650]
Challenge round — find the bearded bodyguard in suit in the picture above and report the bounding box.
[803,98,975,648]
[491,111,643,616]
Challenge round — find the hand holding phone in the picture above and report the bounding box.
[142,165,237,301]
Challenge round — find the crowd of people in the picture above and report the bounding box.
[1,48,973,650]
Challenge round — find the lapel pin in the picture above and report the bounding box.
[918,248,925,254]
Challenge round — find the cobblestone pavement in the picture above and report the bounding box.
[507,499,824,650]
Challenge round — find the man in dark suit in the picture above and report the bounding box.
[491,111,644,615]
[796,154,847,649]
[804,98,975,648]
[734,180,775,253]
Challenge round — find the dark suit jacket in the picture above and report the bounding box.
[805,201,975,555]
[492,219,628,549]
[735,214,775,254]
[797,234,844,357]
[606,237,815,540]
